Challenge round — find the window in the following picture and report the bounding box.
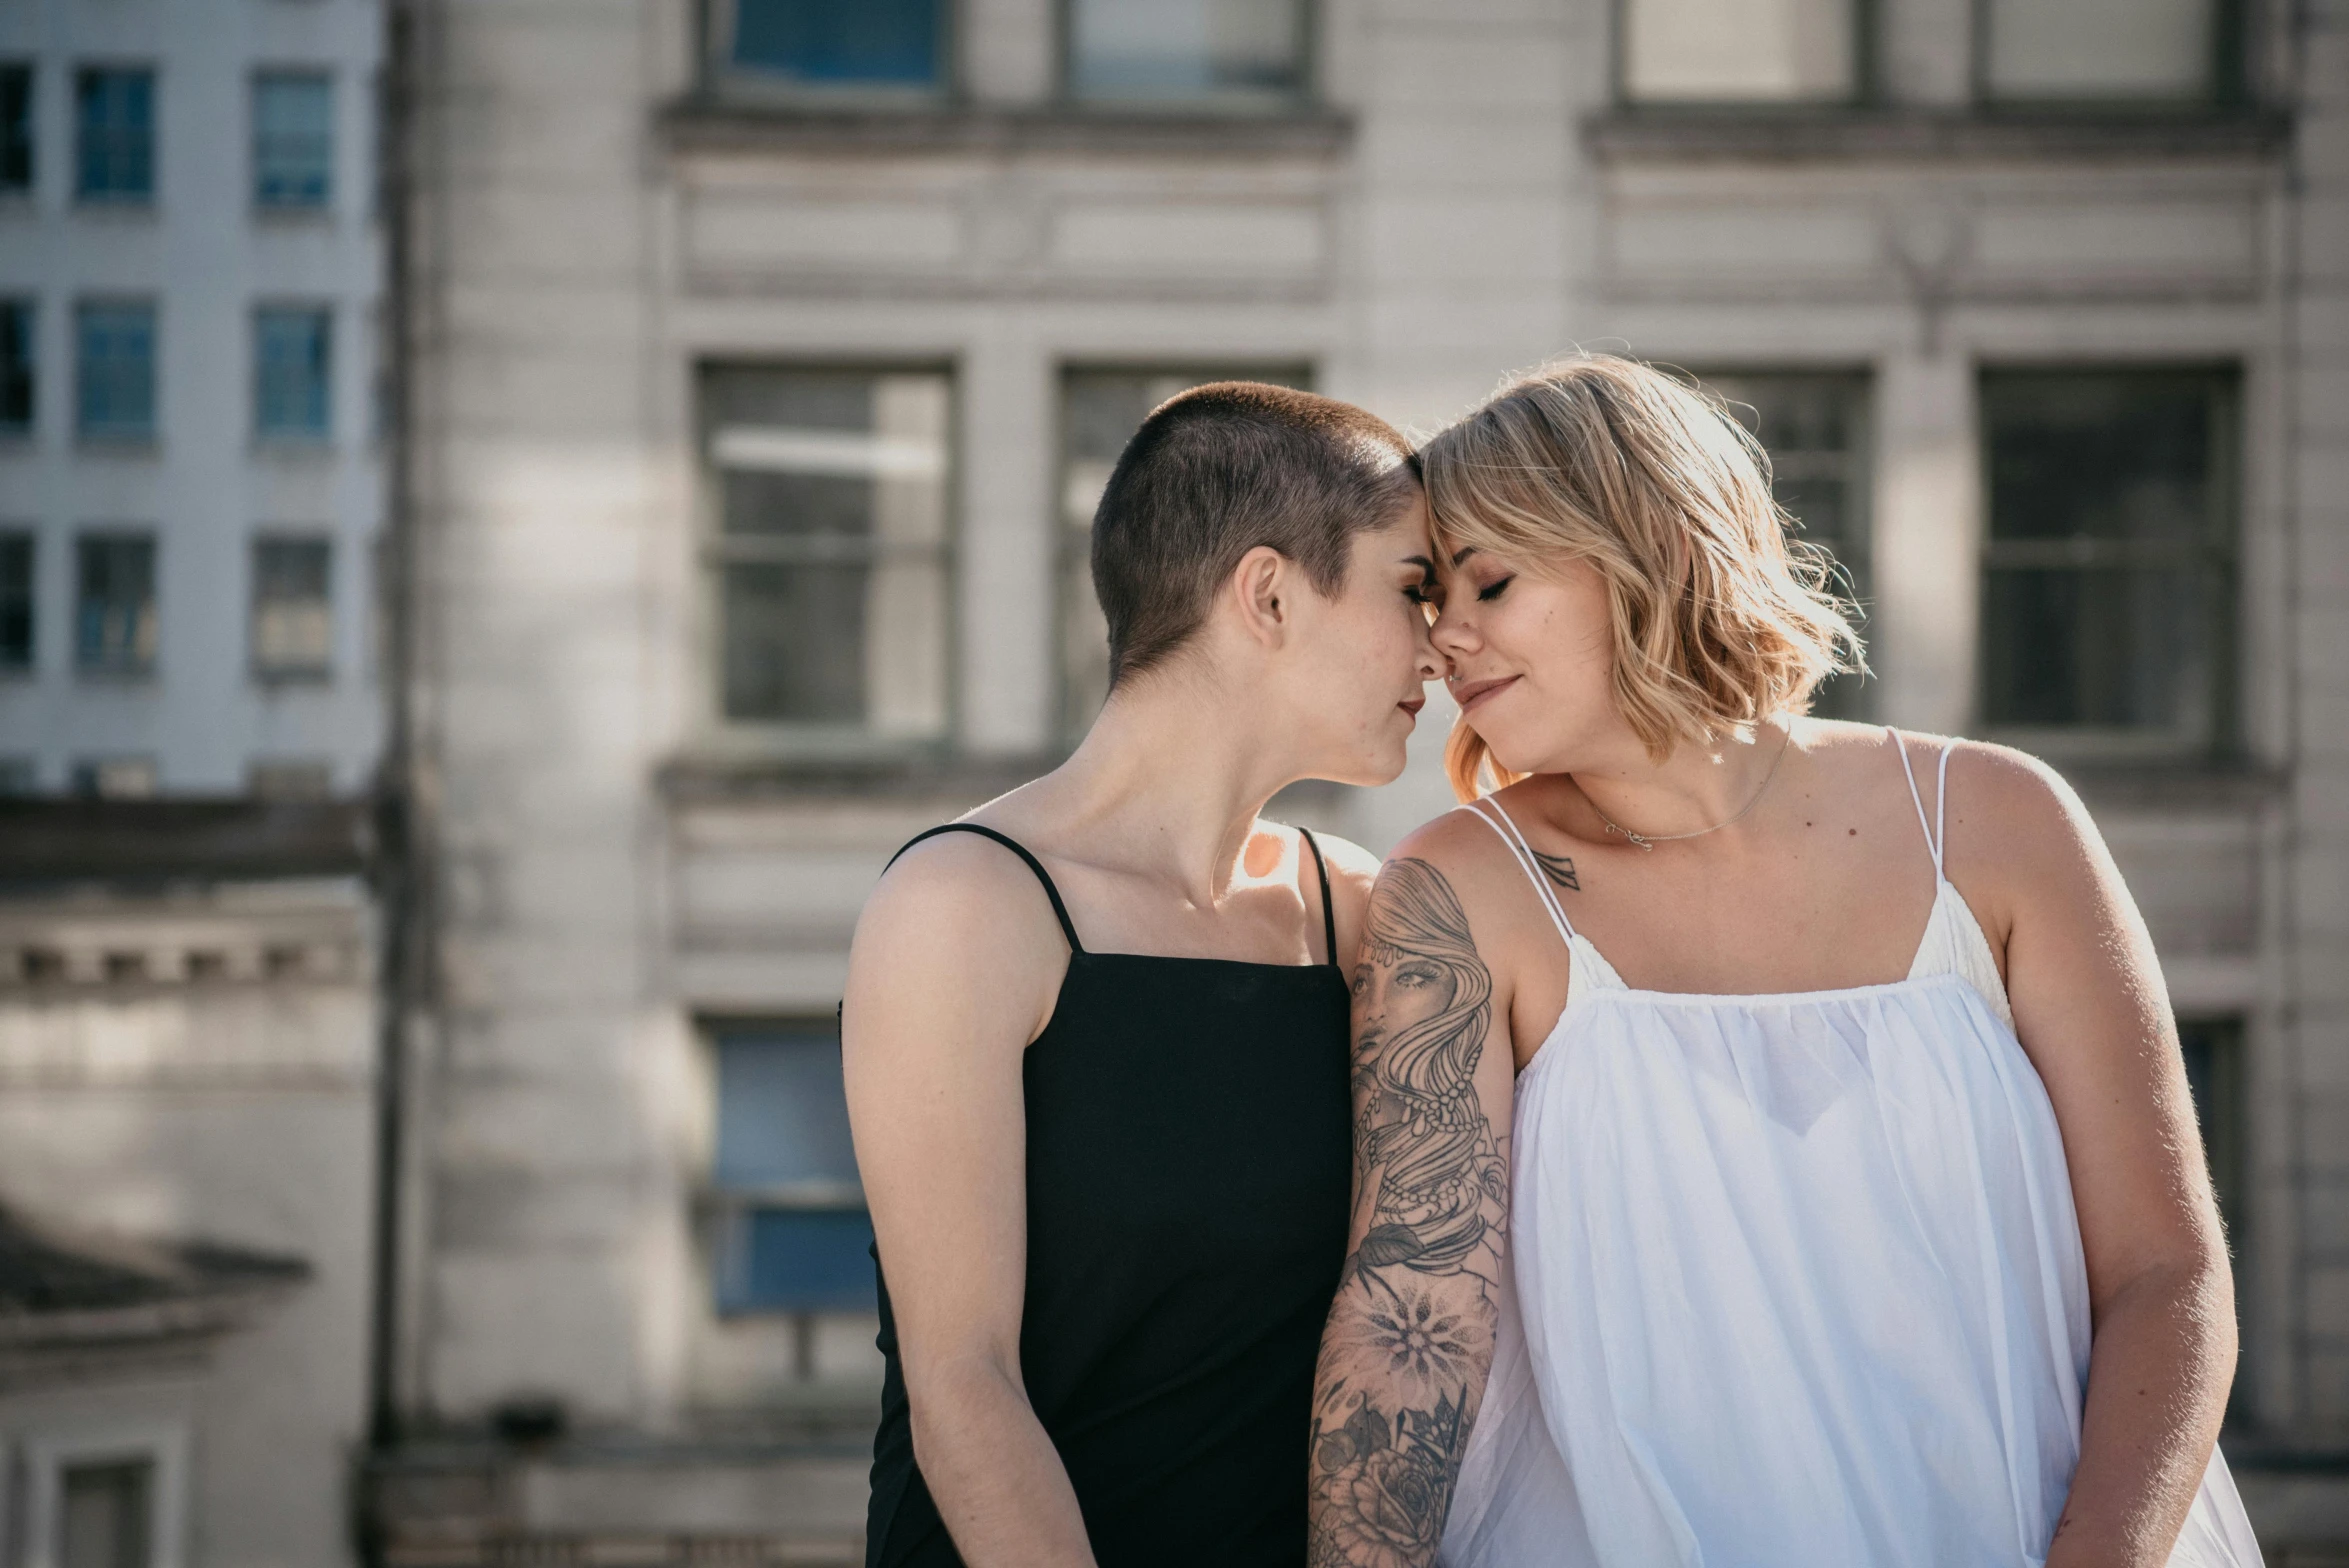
[724,0,946,90]
[710,1023,873,1314]
[1058,367,1310,735]
[0,529,30,672]
[1621,0,1858,102]
[1069,0,1308,104]
[252,71,332,210]
[255,307,331,442]
[1982,0,2228,102]
[76,301,156,441]
[1689,371,1872,718]
[75,531,155,675]
[1,298,36,434]
[58,1456,154,1568]
[251,535,331,680]
[700,366,950,738]
[0,62,33,193]
[71,756,157,799]
[76,67,153,202]
[248,757,332,799]
[1979,369,2238,752]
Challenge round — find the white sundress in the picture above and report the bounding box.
[1438,733,2264,1568]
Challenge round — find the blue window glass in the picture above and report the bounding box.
[76,301,156,441]
[255,307,331,441]
[1069,0,1308,103]
[712,1023,875,1314]
[253,72,332,209]
[731,0,943,86]
[0,299,34,434]
[0,64,33,193]
[75,531,156,675]
[76,67,153,201]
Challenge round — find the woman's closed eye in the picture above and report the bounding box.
[1477,574,1515,603]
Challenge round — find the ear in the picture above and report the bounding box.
[1228,545,1291,652]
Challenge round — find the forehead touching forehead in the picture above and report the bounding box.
[1090,382,1420,683]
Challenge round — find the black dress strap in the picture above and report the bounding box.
[1299,829,1338,968]
[887,823,1084,955]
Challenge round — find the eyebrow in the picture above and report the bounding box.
[1450,546,1480,566]
[1400,554,1435,573]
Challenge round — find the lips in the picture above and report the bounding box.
[1398,696,1426,717]
[1451,675,1519,712]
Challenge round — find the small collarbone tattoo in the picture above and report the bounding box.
[1533,849,1580,894]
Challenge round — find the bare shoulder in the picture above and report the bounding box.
[1937,737,2098,859]
[850,827,1070,984]
[1381,803,1540,935]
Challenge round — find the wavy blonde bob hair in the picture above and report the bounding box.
[1421,353,1865,800]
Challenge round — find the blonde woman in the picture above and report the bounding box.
[1307,355,2263,1567]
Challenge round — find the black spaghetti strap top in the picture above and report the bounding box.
[863,824,1352,1568]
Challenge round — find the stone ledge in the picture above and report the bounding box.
[1585,107,2293,164]
[0,798,377,886]
[658,96,1355,160]
[658,750,1060,805]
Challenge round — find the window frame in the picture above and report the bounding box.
[699,0,959,107]
[1611,0,1876,110]
[693,357,961,758]
[250,66,335,214]
[699,1016,875,1324]
[0,59,36,197]
[74,296,159,446]
[72,62,157,207]
[73,528,158,680]
[1057,0,1319,112]
[251,301,335,447]
[249,531,335,685]
[17,1420,189,1568]
[1973,362,2242,762]
[1970,0,2248,110]
[1053,361,1315,742]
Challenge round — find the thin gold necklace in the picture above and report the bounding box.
[1581,727,1793,852]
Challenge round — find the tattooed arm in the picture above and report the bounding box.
[1309,853,1521,1568]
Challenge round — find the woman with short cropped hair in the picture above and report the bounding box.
[1309,354,2263,1568]
[846,383,1441,1568]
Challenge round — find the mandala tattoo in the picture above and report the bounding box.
[1310,858,1506,1568]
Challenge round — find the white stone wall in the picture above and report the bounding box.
[0,0,386,796]
[0,878,378,1568]
[396,0,2349,1549]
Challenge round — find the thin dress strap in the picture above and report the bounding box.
[1462,799,1577,946]
[1888,728,1942,880]
[1934,739,1957,879]
[887,823,1084,954]
[1298,828,1339,968]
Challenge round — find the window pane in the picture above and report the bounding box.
[76,532,156,675]
[731,0,943,86]
[713,1025,873,1314]
[253,72,332,209]
[72,756,157,799]
[1980,370,2236,741]
[0,64,33,192]
[1623,0,1855,102]
[252,536,332,678]
[0,530,30,671]
[1985,0,2214,100]
[60,1457,153,1568]
[1693,372,1871,718]
[1069,0,1307,103]
[77,302,156,440]
[76,68,153,201]
[703,367,950,733]
[249,757,333,799]
[255,307,332,440]
[1058,368,1311,736]
[0,299,35,432]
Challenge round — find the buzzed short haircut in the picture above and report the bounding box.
[1091,382,1420,686]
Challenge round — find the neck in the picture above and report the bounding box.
[1568,717,1791,844]
[1038,666,1300,907]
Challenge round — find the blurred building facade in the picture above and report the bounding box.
[0,3,388,1568]
[376,0,2348,1561]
